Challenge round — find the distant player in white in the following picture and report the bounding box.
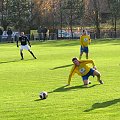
[17,32,37,60]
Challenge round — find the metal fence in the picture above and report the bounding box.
[0,30,120,43]
[90,30,120,39]
[0,35,15,43]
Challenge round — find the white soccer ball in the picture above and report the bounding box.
[39,91,48,99]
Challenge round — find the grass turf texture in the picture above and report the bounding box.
[0,39,120,120]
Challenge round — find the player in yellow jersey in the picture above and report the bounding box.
[67,57,104,87]
[79,30,91,59]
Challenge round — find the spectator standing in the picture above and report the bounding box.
[37,26,42,41]
[7,28,13,42]
[42,27,48,41]
[0,28,3,42]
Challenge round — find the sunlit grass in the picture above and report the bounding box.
[0,39,120,120]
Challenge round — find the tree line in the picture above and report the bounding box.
[0,0,120,38]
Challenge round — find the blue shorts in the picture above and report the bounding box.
[80,46,88,53]
[82,69,94,80]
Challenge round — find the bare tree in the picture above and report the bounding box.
[108,0,120,38]
[92,0,100,38]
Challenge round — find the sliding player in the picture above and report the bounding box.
[67,57,103,87]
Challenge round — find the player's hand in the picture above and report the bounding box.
[29,45,31,47]
[93,66,97,70]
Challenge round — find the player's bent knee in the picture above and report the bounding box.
[94,70,101,76]
[96,72,101,77]
[83,80,88,85]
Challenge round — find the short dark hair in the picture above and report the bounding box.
[72,57,77,62]
[83,29,85,32]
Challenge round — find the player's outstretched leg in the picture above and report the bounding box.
[93,70,104,84]
[28,50,37,59]
[79,52,83,60]
[83,79,89,87]
[86,53,88,59]
[20,50,24,60]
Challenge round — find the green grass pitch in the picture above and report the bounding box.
[0,39,120,120]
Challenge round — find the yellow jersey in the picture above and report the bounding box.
[80,35,91,47]
[69,60,95,78]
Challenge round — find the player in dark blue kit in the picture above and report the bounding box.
[17,32,37,60]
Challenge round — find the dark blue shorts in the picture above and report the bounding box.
[82,69,94,80]
[80,46,88,53]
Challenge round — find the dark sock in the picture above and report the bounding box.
[20,52,23,59]
[29,51,36,58]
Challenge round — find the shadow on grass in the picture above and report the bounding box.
[34,84,99,102]
[0,58,35,64]
[50,64,73,70]
[34,99,43,101]
[84,98,120,112]
[92,39,120,45]
[32,39,120,47]
[34,99,47,101]
[49,84,99,93]
[32,40,79,47]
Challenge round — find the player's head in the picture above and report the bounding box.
[82,30,86,35]
[72,57,80,66]
[21,32,24,35]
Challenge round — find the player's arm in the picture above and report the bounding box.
[67,65,76,85]
[88,36,91,45]
[80,36,83,46]
[81,60,96,68]
[80,36,84,47]
[27,37,31,47]
[16,37,19,47]
[86,60,97,69]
